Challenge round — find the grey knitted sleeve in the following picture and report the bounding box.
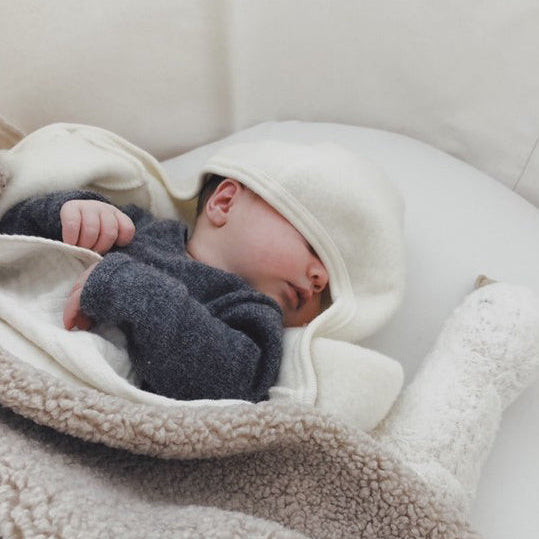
[80,252,283,403]
[0,190,110,239]
[0,189,284,403]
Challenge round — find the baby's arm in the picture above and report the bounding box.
[0,190,108,240]
[0,190,135,254]
[78,253,283,403]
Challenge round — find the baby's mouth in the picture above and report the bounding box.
[285,282,300,310]
[287,282,310,311]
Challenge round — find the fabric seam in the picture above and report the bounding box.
[513,135,539,191]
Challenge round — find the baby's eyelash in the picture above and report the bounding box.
[305,240,316,256]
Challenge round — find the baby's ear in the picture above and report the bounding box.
[311,337,403,431]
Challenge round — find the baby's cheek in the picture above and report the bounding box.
[305,296,323,322]
[258,248,290,273]
[283,301,321,328]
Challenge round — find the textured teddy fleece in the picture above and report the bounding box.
[0,189,283,403]
[0,346,480,539]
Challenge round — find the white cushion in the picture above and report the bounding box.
[161,120,539,539]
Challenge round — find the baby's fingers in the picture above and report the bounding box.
[60,201,82,246]
[60,200,134,253]
[92,209,119,254]
[78,206,101,250]
[63,263,97,330]
[63,284,92,330]
[114,209,135,246]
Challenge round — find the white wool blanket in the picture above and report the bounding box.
[0,123,403,430]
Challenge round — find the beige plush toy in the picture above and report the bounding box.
[374,274,539,514]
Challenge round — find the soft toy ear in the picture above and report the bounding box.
[311,337,403,431]
[0,154,10,194]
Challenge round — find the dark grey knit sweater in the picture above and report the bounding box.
[0,190,284,403]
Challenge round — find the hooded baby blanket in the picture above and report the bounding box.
[0,123,405,430]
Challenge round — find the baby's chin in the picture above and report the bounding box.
[282,306,320,328]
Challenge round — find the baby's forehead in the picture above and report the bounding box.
[244,185,315,241]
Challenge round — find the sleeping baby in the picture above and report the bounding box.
[0,180,332,403]
[0,139,405,415]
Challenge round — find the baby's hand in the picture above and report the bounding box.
[60,199,135,254]
[63,262,99,331]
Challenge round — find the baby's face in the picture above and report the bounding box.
[213,182,330,327]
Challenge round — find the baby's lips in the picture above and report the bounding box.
[285,282,300,310]
[291,283,313,310]
[297,285,313,308]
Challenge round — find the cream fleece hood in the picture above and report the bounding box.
[196,140,406,343]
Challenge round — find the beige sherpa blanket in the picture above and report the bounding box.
[1,125,539,538]
[0,346,481,538]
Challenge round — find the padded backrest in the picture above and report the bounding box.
[1,1,538,205]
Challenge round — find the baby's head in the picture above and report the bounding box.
[180,139,405,341]
[187,174,330,327]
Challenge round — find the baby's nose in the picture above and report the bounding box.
[308,259,329,293]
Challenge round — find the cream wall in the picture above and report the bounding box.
[1,0,538,206]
